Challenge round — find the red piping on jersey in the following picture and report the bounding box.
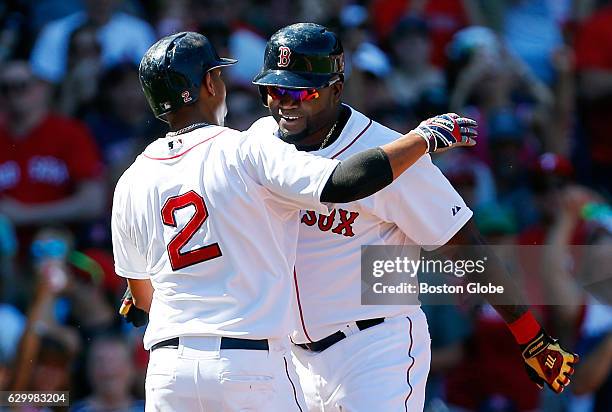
[143,128,228,160]
[293,267,314,343]
[331,119,373,159]
[404,316,415,411]
[290,120,373,344]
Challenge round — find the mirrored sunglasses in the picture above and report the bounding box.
[266,77,340,102]
[266,86,320,102]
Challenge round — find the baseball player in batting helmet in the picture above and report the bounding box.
[112,31,478,411]
[249,23,578,411]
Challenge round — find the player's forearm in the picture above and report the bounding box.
[127,279,154,312]
[319,133,426,203]
[380,131,428,179]
[442,221,529,323]
[481,254,530,323]
[464,247,529,323]
[320,148,391,203]
[320,114,475,203]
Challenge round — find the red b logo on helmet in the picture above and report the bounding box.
[278,46,291,68]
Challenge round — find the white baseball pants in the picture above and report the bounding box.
[145,336,307,411]
[292,310,431,412]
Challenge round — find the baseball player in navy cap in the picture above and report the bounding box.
[249,23,578,411]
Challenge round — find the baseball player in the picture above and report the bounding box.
[249,23,578,411]
[111,32,477,411]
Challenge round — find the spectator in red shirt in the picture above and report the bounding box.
[0,60,105,240]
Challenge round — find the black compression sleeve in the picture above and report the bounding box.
[320,147,393,203]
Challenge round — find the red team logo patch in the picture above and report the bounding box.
[278,46,291,68]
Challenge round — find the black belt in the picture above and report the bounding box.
[151,337,269,351]
[296,318,384,352]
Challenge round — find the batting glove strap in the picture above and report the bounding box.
[414,126,437,153]
[520,329,579,394]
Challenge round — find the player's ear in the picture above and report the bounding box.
[331,80,343,104]
[204,71,216,97]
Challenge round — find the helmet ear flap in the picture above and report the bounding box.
[258,85,269,107]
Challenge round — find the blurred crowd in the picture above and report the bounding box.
[0,0,611,411]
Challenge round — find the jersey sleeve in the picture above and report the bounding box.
[111,175,149,279]
[240,131,340,213]
[371,154,472,250]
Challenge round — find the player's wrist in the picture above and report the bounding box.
[409,129,431,154]
[508,310,542,345]
[412,126,435,153]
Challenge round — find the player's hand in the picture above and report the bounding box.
[521,329,579,393]
[414,113,477,154]
[119,287,149,327]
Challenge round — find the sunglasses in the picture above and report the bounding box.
[266,77,341,103]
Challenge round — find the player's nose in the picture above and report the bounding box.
[278,94,300,109]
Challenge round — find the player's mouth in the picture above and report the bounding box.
[280,114,302,121]
[279,113,305,132]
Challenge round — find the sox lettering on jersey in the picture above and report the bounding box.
[301,208,359,237]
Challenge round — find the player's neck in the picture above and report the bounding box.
[168,108,215,132]
[294,105,350,152]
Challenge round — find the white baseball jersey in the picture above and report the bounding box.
[111,124,339,350]
[249,106,472,343]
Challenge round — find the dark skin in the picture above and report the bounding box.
[166,68,228,131]
[441,220,528,323]
[268,81,529,323]
[267,80,344,149]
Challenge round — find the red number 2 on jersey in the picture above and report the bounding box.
[161,190,222,270]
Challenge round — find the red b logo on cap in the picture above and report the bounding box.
[278,46,291,68]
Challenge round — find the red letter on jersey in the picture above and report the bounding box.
[301,210,317,226]
[332,209,359,237]
[318,209,336,231]
[161,190,222,270]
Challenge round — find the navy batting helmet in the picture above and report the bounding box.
[139,32,236,121]
[252,23,344,95]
